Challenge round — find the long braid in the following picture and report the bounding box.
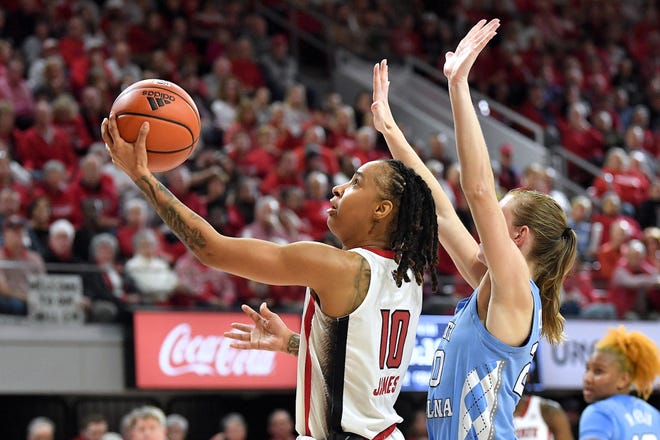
[378,160,439,291]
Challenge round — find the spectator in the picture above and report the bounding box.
[104,40,142,89]
[223,100,260,155]
[608,239,660,320]
[642,227,660,271]
[202,56,233,104]
[85,232,131,322]
[260,34,299,102]
[69,153,120,229]
[0,186,23,235]
[0,215,46,315]
[124,229,180,305]
[51,94,93,157]
[16,99,77,175]
[260,150,303,196]
[32,55,70,103]
[591,192,641,248]
[116,197,166,261]
[562,257,616,319]
[31,160,75,222]
[267,409,295,440]
[282,83,309,138]
[228,37,265,93]
[595,218,634,286]
[300,171,331,241]
[165,414,188,440]
[636,178,660,229]
[78,86,106,146]
[173,248,237,309]
[497,143,521,191]
[0,100,22,156]
[210,413,247,440]
[130,406,167,440]
[0,57,35,128]
[293,125,339,177]
[557,101,605,186]
[591,148,648,211]
[72,197,110,263]
[568,195,596,262]
[26,416,55,440]
[26,37,60,91]
[351,125,386,166]
[210,76,243,136]
[26,195,52,257]
[72,414,108,440]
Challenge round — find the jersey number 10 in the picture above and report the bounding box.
[378,310,411,369]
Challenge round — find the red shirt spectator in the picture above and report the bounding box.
[57,16,86,67]
[31,160,76,222]
[229,38,265,93]
[608,240,660,319]
[16,100,77,174]
[260,151,304,196]
[68,154,120,229]
[173,249,237,308]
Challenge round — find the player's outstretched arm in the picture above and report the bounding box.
[101,114,350,296]
[224,303,300,356]
[371,59,484,287]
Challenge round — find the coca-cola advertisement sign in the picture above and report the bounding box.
[134,311,300,389]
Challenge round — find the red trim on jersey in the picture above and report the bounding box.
[363,247,395,259]
[303,297,316,436]
[373,423,397,440]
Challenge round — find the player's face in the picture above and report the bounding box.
[327,161,388,245]
[582,350,630,403]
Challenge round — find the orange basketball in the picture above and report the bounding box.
[110,79,201,172]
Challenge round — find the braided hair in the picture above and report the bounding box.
[376,159,439,291]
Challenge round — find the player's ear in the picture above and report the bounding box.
[374,199,393,220]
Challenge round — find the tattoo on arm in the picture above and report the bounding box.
[350,257,371,311]
[287,334,300,356]
[136,175,207,251]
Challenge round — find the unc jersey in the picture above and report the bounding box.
[514,395,553,440]
[579,394,660,439]
[426,280,542,440]
[295,247,422,440]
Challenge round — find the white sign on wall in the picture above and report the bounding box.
[27,274,85,324]
[538,320,660,390]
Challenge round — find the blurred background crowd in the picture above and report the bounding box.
[0,0,658,324]
[0,0,658,438]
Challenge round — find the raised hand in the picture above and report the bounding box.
[371,59,397,134]
[224,302,296,353]
[101,114,150,181]
[443,19,500,85]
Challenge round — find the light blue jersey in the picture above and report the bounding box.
[579,394,660,439]
[426,280,542,440]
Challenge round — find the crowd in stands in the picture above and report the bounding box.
[25,405,297,440]
[0,0,658,323]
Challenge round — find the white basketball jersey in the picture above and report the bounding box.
[295,247,422,440]
[514,395,553,440]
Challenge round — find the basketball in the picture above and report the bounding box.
[110,79,201,172]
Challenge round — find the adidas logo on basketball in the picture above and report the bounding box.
[142,91,176,111]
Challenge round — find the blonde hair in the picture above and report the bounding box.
[509,189,577,345]
[596,326,660,400]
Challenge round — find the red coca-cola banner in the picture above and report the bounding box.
[133,311,301,389]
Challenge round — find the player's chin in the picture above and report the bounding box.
[582,389,595,403]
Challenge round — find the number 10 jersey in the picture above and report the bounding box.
[296,247,422,440]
